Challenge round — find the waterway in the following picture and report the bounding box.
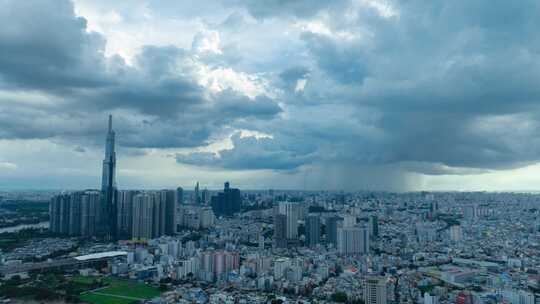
[0,221,49,233]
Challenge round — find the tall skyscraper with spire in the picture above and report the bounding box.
[100,115,117,239]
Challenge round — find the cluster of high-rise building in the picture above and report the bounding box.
[272,201,373,254]
[177,205,215,230]
[50,189,178,240]
[49,190,101,236]
[49,115,235,240]
[124,190,177,239]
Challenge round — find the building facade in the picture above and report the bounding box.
[305,215,321,247]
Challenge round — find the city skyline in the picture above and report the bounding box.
[3,1,540,303]
[2,1,540,191]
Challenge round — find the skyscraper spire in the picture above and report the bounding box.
[102,114,116,190]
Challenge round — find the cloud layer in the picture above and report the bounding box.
[2,0,540,190]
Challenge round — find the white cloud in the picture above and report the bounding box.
[0,162,17,170]
[192,30,222,54]
[294,78,307,92]
[358,0,398,18]
[196,66,270,99]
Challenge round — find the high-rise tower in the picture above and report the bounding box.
[101,115,117,238]
[102,115,116,191]
[194,182,200,204]
[305,215,321,247]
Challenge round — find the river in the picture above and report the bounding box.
[0,221,49,233]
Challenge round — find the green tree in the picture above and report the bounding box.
[332,291,348,302]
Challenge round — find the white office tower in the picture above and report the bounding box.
[449,225,462,242]
[424,293,439,304]
[199,207,215,229]
[342,215,357,228]
[337,226,369,255]
[364,276,388,304]
[176,257,199,280]
[273,257,291,280]
[278,202,299,239]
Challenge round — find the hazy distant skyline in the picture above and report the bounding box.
[2,0,540,191]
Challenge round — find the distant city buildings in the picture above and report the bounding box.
[210,182,242,216]
[37,189,540,303]
[44,116,540,304]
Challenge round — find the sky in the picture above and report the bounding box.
[1,0,540,191]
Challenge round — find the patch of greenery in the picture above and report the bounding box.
[418,284,435,294]
[79,277,160,304]
[101,279,160,299]
[331,291,348,302]
[80,293,135,304]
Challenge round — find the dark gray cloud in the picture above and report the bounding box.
[176,133,316,170]
[0,0,109,91]
[300,32,369,84]
[212,90,282,120]
[176,0,540,175]
[0,0,282,150]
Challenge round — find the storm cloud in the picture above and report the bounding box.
[175,0,540,176]
[2,0,540,189]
